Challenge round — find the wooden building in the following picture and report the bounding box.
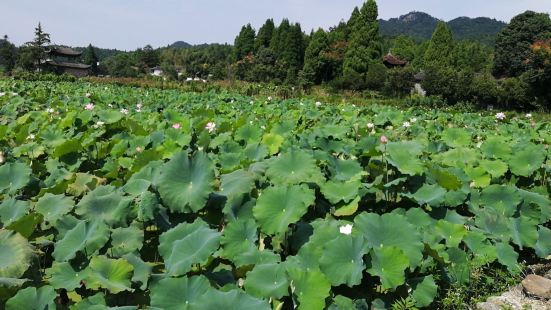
[45,47,91,77]
[383,53,408,68]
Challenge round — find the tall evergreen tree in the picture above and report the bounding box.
[255,19,275,52]
[347,7,361,39]
[423,21,454,67]
[25,22,51,72]
[234,24,256,60]
[82,44,99,75]
[493,11,551,77]
[302,29,330,84]
[0,35,17,72]
[342,0,382,81]
[390,35,416,62]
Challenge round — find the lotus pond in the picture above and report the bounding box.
[0,80,550,309]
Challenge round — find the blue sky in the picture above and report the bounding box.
[1,0,550,50]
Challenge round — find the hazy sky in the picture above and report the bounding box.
[1,0,550,50]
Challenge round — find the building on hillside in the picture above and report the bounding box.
[45,47,91,77]
[383,53,408,68]
[149,66,164,76]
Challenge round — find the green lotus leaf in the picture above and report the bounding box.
[465,166,491,188]
[518,189,551,222]
[235,124,262,144]
[474,208,510,241]
[0,199,30,226]
[135,191,159,222]
[288,267,331,310]
[438,147,478,169]
[53,138,81,158]
[45,261,87,290]
[481,136,512,160]
[150,275,211,310]
[408,275,438,308]
[367,246,409,290]
[156,151,214,213]
[53,220,110,261]
[410,183,446,206]
[495,242,519,273]
[110,223,144,257]
[253,185,315,235]
[35,193,74,224]
[319,235,368,286]
[265,149,323,185]
[0,229,33,278]
[98,110,123,124]
[320,180,360,204]
[85,255,134,293]
[428,167,462,190]
[71,292,107,310]
[463,232,497,265]
[76,185,132,226]
[245,263,289,299]
[355,212,423,268]
[195,288,271,310]
[158,219,221,276]
[442,128,471,147]
[508,143,546,177]
[6,285,56,310]
[123,253,151,290]
[261,133,284,155]
[329,158,366,182]
[445,247,471,284]
[334,196,360,217]
[218,169,255,218]
[480,185,521,217]
[479,159,508,178]
[386,141,424,176]
[434,220,467,248]
[294,220,341,269]
[0,162,31,193]
[122,179,151,196]
[509,216,538,250]
[535,226,551,258]
[220,218,261,267]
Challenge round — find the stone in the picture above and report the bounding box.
[476,302,501,310]
[522,274,551,299]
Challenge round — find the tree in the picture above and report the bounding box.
[0,35,17,72]
[302,29,330,85]
[384,66,415,97]
[524,39,551,107]
[493,11,551,77]
[365,62,387,90]
[234,24,255,60]
[423,21,454,67]
[452,41,492,72]
[255,19,275,52]
[137,45,160,70]
[82,44,99,75]
[342,0,382,85]
[25,22,51,72]
[390,35,416,62]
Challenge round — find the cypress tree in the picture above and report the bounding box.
[82,44,99,75]
[302,29,329,84]
[255,19,275,52]
[234,24,256,60]
[25,22,51,72]
[423,21,454,67]
[342,0,382,81]
[0,35,17,72]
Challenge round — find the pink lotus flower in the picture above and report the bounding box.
[205,122,216,133]
[85,103,94,111]
[380,135,389,144]
[172,123,181,129]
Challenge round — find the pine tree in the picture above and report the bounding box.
[302,29,330,84]
[423,21,454,67]
[82,44,99,75]
[255,19,275,52]
[25,22,51,72]
[342,0,382,83]
[0,35,17,72]
[234,24,256,60]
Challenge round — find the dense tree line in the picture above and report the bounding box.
[2,3,551,109]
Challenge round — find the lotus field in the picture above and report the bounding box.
[0,80,550,309]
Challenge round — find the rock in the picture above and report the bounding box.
[522,274,551,299]
[476,302,501,310]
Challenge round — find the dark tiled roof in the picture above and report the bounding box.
[49,47,82,57]
[45,60,91,69]
[383,53,408,66]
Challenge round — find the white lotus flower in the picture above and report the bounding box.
[46,108,55,114]
[403,121,411,128]
[495,112,506,120]
[136,103,143,109]
[93,121,105,129]
[205,122,216,133]
[367,123,374,129]
[120,108,129,115]
[27,134,35,140]
[0,151,4,164]
[526,113,532,118]
[410,117,417,123]
[315,101,322,107]
[268,96,273,101]
[0,92,5,97]
[339,224,353,235]
[86,93,91,98]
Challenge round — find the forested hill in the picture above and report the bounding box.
[380,11,507,44]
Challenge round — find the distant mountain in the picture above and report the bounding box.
[379,12,507,45]
[169,41,193,48]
